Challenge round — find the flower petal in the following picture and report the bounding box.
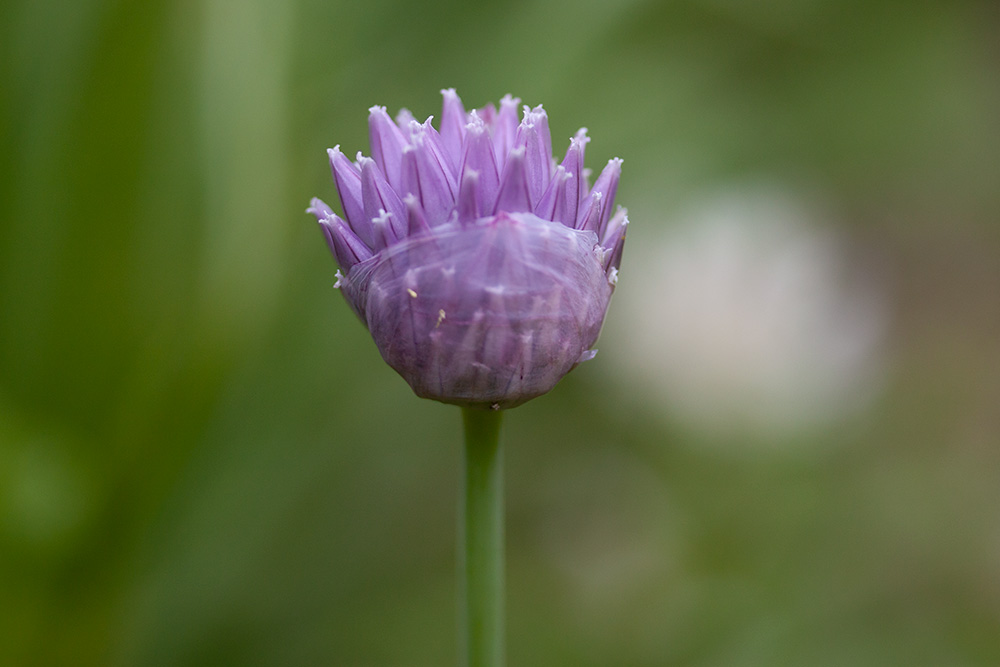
[576,190,603,233]
[476,101,497,128]
[328,146,370,246]
[492,94,521,168]
[590,157,623,234]
[558,129,589,226]
[604,220,627,274]
[439,88,467,168]
[600,206,628,249]
[318,213,373,270]
[368,106,410,190]
[514,105,552,206]
[456,169,480,224]
[403,193,431,236]
[534,165,570,222]
[370,209,397,251]
[460,112,500,216]
[359,155,407,239]
[412,117,459,189]
[395,107,416,130]
[494,147,532,214]
[401,137,455,227]
[306,197,333,221]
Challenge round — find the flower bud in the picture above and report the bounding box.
[309,90,628,409]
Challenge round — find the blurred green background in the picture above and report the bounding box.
[2,0,999,665]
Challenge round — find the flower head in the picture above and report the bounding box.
[309,89,627,409]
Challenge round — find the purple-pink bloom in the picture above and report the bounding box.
[309,89,627,409]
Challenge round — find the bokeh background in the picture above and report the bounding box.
[2,0,999,664]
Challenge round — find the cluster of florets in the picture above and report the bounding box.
[309,89,627,409]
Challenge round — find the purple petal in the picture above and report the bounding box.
[359,155,407,239]
[319,213,373,270]
[576,190,603,233]
[411,117,459,190]
[604,220,627,274]
[577,158,621,233]
[368,106,410,190]
[533,165,570,221]
[460,112,500,216]
[403,193,431,236]
[513,106,552,206]
[439,88,467,168]
[550,172,579,227]
[529,105,552,169]
[401,138,455,227]
[456,169,480,223]
[494,147,532,214]
[370,209,397,251]
[476,102,497,128]
[589,158,623,234]
[395,107,417,130]
[558,129,589,225]
[328,146,371,246]
[306,197,333,221]
[492,94,521,168]
[600,207,628,251]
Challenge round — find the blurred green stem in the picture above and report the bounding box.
[459,407,505,667]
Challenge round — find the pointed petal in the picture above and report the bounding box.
[460,112,500,216]
[533,165,569,221]
[411,117,459,189]
[306,197,333,221]
[319,214,373,270]
[368,106,409,190]
[604,219,627,273]
[439,88,467,167]
[370,209,397,251]
[401,138,455,226]
[492,94,521,167]
[576,190,603,233]
[359,155,407,239]
[529,105,552,170]
[514,105,552,206]
[395,107,416,130]
[403,193,430,236]
[456,169,480,223]
[551,173,579,227]
[494,147,532,214]
[590,157,623,234]
[476,102,497,128]
[327,147,368,239]
[600,206,628,248]
[558,129,589,224]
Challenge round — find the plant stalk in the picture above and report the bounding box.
[459,407,505,667]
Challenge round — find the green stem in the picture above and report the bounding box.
[459,407,505,667]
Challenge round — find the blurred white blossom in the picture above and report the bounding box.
[607,184,888,443]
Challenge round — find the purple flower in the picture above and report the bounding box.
[308,89,627,409]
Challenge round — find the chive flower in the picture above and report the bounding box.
[308,89,627,409]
